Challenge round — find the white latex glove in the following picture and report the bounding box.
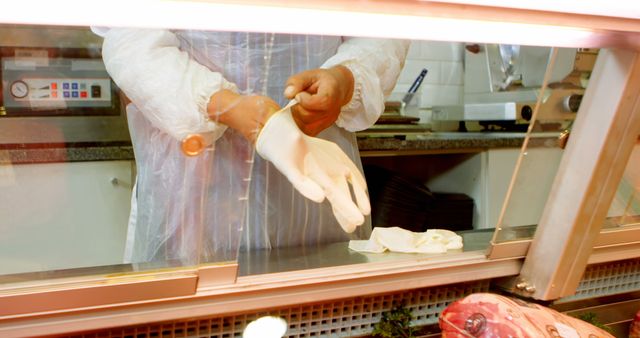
[255,101,371,233]
[348,227,463,254]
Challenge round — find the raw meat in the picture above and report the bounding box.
[439,293,613,337]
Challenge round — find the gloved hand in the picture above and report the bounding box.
[256,101,371,233]
[284,65,355,136]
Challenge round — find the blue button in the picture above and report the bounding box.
[72,91,79,98]
[63,91,70,98]
[71,83,78,90]
[62,83,69,90]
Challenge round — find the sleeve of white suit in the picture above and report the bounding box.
[96,28,237,142]
[321,38,410,132]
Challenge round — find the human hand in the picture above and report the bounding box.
[284,65,354,136]
[256,101,370,233]
[208,89,281,143]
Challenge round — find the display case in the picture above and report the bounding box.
[1,1,639,337]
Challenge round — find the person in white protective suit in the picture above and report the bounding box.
[93,27,408,264]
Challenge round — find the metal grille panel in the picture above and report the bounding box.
[64,280,489,338]
[560,258,640,302]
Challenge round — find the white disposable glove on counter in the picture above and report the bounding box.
[256,101,371,233]
[348,227,463,254]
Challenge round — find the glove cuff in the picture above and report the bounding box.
[255,100,299,153]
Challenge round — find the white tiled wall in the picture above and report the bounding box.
[392,41,465,109]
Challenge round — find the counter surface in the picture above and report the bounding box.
[2,132,561,164]
[1,144,134,164]
[357,131,529,154]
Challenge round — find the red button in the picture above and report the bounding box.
[51,91,57,98]
[51,83,57,90]
[80,91,87,98]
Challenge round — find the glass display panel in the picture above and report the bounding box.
[0,25,244,287]
[0,23,599,283]
[603,137,640,228]
[492,47,597,243]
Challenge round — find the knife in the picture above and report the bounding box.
[402,68,428,105]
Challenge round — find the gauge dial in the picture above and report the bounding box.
[10,80,29,99]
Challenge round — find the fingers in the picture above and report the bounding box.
[286,69,342,137]
[284,70,319,99]
[330,174,364,233]
[305,155,364,233]
[291,96,321,124]
[350,172,371,216]
[286,70,335,111]
[331,146,368,189]
[332,205,358,234]
[329,187,365,233]
[284,167,326,203]
[295,89,334,111]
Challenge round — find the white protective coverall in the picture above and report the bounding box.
[95,28,408,264]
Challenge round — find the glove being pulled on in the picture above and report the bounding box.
[255,101,370,233]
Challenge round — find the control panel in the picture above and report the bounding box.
[2,57,117,114]
[8,78,112,108]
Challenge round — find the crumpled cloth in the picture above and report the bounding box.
[348,227,463,254]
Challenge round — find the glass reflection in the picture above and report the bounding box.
[0,25,248,283]
[0,22,601,284]
[492,47,597,243]
[604,138,640,228]
[101,28,405,267]
[0,25,135,279]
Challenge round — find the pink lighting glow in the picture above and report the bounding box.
[0,0,638,49]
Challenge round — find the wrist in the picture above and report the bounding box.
[336,63,363,113]
[208,89,280,144]
[207,89,241,125]
[208,89,258,141]
[329,65,355,106]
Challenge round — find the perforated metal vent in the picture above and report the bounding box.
[561,258,640,302]
[65,280,489,338]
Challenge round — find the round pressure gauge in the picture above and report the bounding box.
[10,80,29,99]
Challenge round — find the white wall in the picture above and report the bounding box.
[391,41,466,128]
[393,41,465,106]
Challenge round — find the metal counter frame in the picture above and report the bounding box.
[0,0,640,336]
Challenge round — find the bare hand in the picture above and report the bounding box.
[208,89,281,143]
[284,65,354,136]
